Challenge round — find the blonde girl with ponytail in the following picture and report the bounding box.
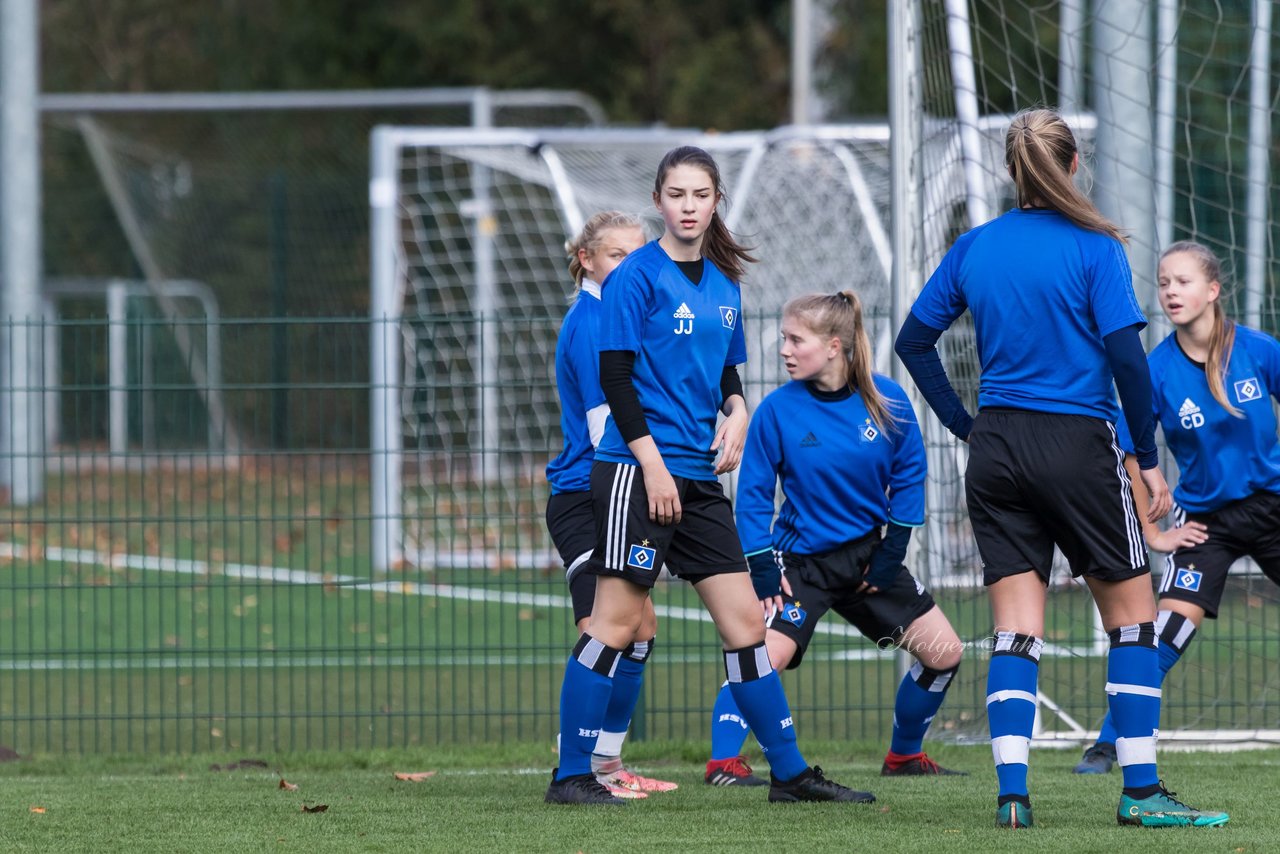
[1073,241,1280,779]
[896,107,1228,828]
[704,290,968,786]
[548,149,870,806]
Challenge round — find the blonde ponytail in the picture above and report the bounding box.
[783,291,894,432]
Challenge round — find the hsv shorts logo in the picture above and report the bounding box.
[1234,377,1262,403]
[780,602,807,627]
[1174,567,1203,592]
[627,543,657,571]
[719,306,737,329]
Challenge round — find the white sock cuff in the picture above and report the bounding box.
[991,734,1030,766]
[986,689,1037,707]
[1115,734,1158,766]
[1104,681,1161,698]
[594,730,626,757]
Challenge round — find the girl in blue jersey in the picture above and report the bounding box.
[547,146,870,806]
[703,291,966,787]
[1073,240,1280,775]
[546,210,678,798]
[895,108,1227,829]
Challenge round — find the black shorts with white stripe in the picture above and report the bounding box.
[1157,490,1280,619]
[965,408,1149,586]
[766,532,936,668]
[583,460,747,589]
[545,491,599,622]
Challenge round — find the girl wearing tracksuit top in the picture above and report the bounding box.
[546,146,868,806]
[1073,241,1280,775]
[704,291,966,786]
[895,108,1227,828]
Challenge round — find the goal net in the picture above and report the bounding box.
[906,0,1280,747]
[371,0,1279,748]
[369,126,899,574]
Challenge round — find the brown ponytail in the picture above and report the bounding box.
[783,291,895,432]
[1006,108,1128,244]
[1162,240,1241,417]
[653,146,757,281]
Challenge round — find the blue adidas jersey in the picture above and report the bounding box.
[912,208,1145,420]
[546,281,606,494]
[595,240,747,480]
[1115,325,1280,513]
[736,375,928,556]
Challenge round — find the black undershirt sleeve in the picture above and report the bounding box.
[720,365,743,409]
[599,350,650,444]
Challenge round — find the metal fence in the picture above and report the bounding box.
[0,311,1275,756]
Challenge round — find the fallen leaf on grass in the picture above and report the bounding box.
[29,806,45,814]
[279,778,299,791]
[301,804,328,813]
[393,771,436,782]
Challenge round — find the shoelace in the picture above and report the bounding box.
[724,757,755,777]
[1155,784,1192,810]
[917,755,942,773]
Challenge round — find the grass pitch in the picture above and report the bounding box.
[2,741,1276,852]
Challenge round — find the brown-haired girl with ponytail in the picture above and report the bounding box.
[895,107,1228,829]
[546,210,681,798]
[703,290,968,787]
[547,148,870,806]
[1073,240,1280,778]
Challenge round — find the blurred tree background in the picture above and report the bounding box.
[32,1,1261,450]
[41,0,895,129]
[35,1,891,449]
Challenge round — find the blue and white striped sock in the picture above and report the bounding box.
[986,632,1042,799]
[1095,610,1195,746]
[709,680,750,761]
[1106,622,1161,790]
[594,638,652,762]
[890,661,959,756]
[724,642,807,781]
[554,633,620,781]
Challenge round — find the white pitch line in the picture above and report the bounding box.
[0,541,1113,666]
[1,541,872,641]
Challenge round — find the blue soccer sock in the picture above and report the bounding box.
[554,633,621,781]
[724,642,807,781]
[710,680,751,761]
[889,661,959,757]
[1106,622,1161,790]
[592,638,652,771]
[1095,610,1196,746]
[986,632,1042,800]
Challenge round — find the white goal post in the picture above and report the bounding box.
[366,0,1280,746]
[368,125,908,575]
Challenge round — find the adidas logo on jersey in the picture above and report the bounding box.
[673,302,695,335]
[1178,397,1204,429]
[799,432,820,447]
